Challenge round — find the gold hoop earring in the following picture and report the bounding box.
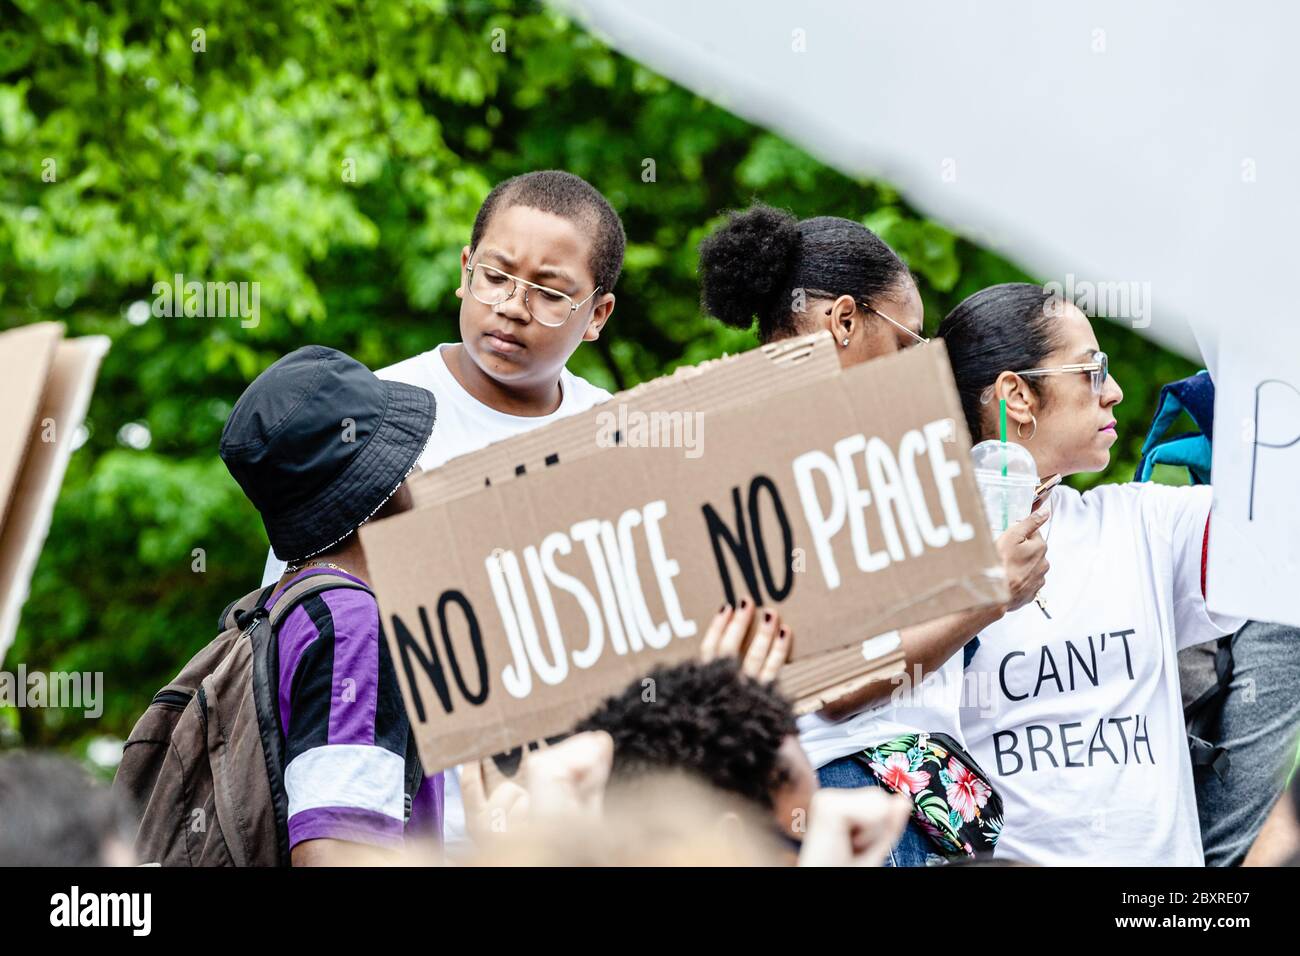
[1017,415,1037,441]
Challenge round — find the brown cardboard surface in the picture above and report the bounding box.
[0,332,110,662]
[406,333,840,508]
[0,323,62,531]
[361,336,1008,771]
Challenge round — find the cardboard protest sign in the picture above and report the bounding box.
[405,333,845,508]
[1207,328,1300,627]
[0,324,110,663]
[0,324,61,529]
[777,631,909,710]
[361,334,1008,771]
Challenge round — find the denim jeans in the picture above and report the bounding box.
[1193,621,1300,866]
[817,755,947,867]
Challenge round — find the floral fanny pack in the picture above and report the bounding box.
[852,731,1004,859]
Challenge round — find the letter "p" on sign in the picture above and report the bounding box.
[1249,380,1300,519]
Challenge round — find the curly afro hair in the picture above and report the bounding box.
[698,203,909,343]
[575,659,798,810]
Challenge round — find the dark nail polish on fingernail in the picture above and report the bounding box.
[719,603,730,613]
[763,610,773,623]
[739,598,749,609]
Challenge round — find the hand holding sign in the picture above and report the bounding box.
[698,600,791,684]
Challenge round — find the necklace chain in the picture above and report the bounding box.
[284,559,356,577]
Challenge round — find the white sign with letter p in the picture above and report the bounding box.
[1208,326,1300,627]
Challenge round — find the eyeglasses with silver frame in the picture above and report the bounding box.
[465,257,602,328]
[863,303,929,348]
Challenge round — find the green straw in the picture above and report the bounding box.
[999,399,1008,531]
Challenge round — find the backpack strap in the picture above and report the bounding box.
[1186,634,1235,782]
[244,571,375,865]
[266,572,373,628]
[371,624,425,823]
[219,584,275,633]
[401,725,425,825]
[240,573,429,848]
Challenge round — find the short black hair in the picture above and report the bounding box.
[575,659,798,810]
[698,203,910,341]
[469,170,626,293]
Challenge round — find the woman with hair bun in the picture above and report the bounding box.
[699,204,927,363]
[697,207,1051,866]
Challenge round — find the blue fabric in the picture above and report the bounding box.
[1134,370,1215,484]
[817,756,948,867]
[1137,433,1213,484]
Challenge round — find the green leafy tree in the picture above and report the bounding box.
[0,0,1195,760]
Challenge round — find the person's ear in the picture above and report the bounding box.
[581,293,615,342]
[991,371,1037,426]
[825,294,859,347]
[455,245,471,301]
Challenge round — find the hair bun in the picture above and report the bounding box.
[698,204,801,330]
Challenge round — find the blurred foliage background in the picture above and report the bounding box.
[0,0,1196,766]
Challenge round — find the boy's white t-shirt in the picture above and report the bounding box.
[258,342,612,846]
[960,482,1244,867]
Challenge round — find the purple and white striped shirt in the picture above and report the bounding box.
[268,569,443,850]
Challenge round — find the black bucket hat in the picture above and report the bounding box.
[220,345,435,562]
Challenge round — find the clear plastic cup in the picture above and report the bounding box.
[970,440,1038,535]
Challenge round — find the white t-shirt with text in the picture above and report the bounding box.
[960,482,1243,867]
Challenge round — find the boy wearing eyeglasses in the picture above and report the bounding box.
[258,170,624,848]
[261,168,620,585]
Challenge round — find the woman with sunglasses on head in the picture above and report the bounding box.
[698,206,1050,865]
[938,283,1245,866]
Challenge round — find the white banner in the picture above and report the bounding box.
[1208,324,1300,627]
